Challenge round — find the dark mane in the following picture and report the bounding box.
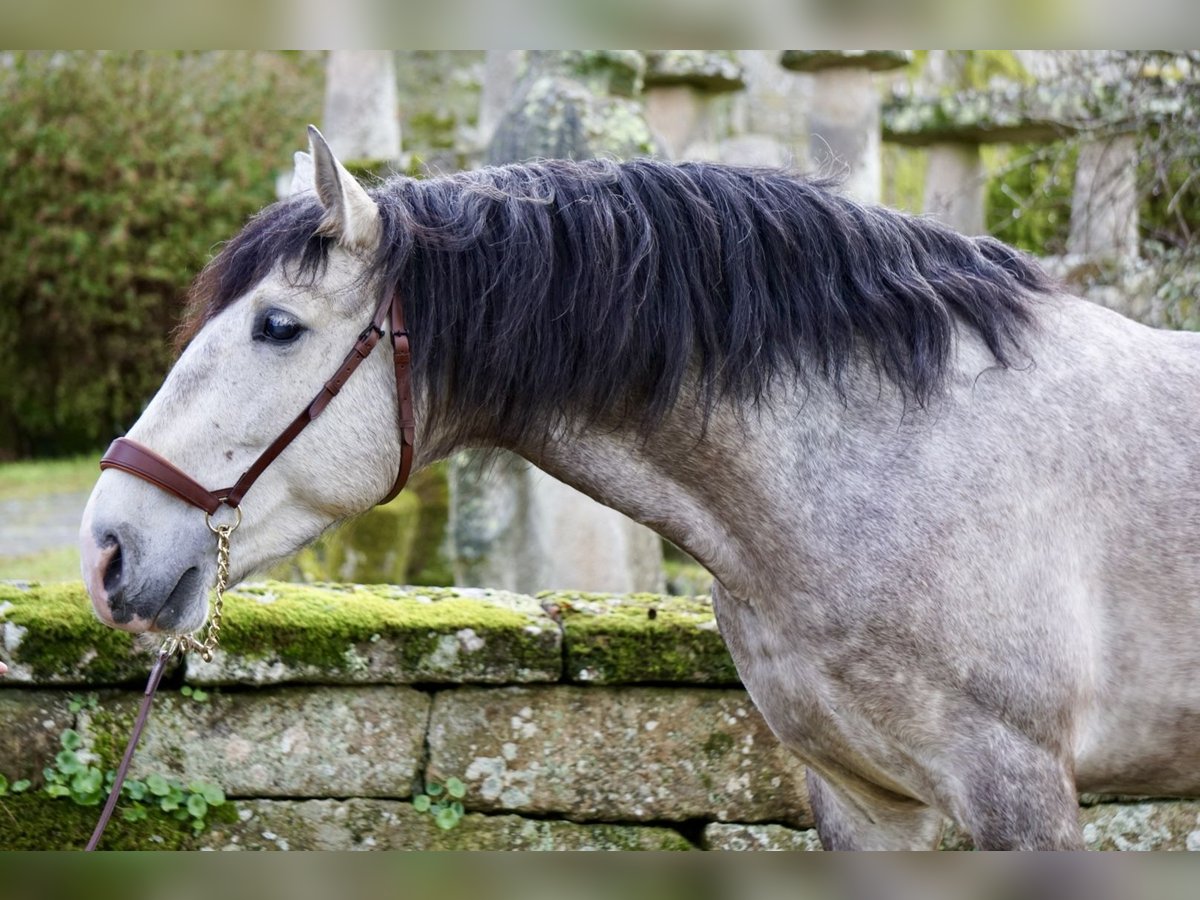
[182,158,1052,447]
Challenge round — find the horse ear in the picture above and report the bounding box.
[289,151,315,196]
[307,124,381,251]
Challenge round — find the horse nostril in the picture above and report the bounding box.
[101,533,123,597]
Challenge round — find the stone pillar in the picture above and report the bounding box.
[781,51,911,204]
[487,51,656,163]
[642,51,745,161]
[478,50,523,150]
[923,143,986,235]
[322,51,401,164]
[722,51,812,168]
[1068,134,1139,261]
[453,51,665,595]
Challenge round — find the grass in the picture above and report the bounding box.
[0,456,95,582]
[0,456,98,502]
[0,546,81,582]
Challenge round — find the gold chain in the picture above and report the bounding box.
[162,508,240,662]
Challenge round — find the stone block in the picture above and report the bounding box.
[0,690,76,785]
[427,686,810,826]
[644,52,745,92]
[1079,801,1200,851]
[939,801,1200,850]
[552,592,739,685]
[0,582,172,685]
[79,686,429,798]
[883,84,1090,146]
[703,822,822,851]
[183,582,561,686]
[198,799,693,850]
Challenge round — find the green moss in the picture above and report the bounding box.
[703,731,735,758]
[550,592,740,685]
[0,790,237,850]
[269,491,421,585]
[325,492,420,585]
[211,581,557,678]
[2,580,561,684]
[0,582,162,682]
[407,462,452,586]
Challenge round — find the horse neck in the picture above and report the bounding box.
[498,379,847,593]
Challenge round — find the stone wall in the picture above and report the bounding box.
[1,581,1197,851]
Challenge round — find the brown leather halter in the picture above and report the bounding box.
[99,287,415,515]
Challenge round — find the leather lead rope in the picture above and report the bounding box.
[84,648,172,851]
[85,287,414,850]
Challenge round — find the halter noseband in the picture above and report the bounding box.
[99,288,415,516]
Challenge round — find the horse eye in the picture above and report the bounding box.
[256,309,304,344]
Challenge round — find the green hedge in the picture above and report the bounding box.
[0,51,322,458]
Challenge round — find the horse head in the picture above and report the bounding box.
[80,127,403,634]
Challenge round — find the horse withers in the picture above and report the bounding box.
[80,127,1200,849]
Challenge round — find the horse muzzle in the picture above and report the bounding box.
[80,508,209,634]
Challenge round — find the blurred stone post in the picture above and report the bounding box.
[323,51,401,165]
[641,51,745,161]
[781,51,911,204]
[721,50,812,168]
[276,50,401,199]
[487,50,657,162]
[1068,135,1139,261]
[452,51,664,595]
[478,51,523,150]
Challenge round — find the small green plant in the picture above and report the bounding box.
[0,774,32,796]
[413,777,466,830]
[179,685,209,703]
[35,727,225,834]
[67,694,99,714]
[118,773,226,834]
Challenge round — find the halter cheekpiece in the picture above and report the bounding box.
[100,287,415,514]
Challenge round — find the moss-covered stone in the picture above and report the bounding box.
[550,591,739,685]
[198,798,693,850]
[79,686,429,798]
[0,791,206,850]
[427,685,811,826]
[487,51,657,164]
[1,581,562,687]
[0,581,172,684]
[882,84,1115,146]
[183,582,560,685]
[644,52,745,92]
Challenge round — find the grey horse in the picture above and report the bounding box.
[80,129,1200,849]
